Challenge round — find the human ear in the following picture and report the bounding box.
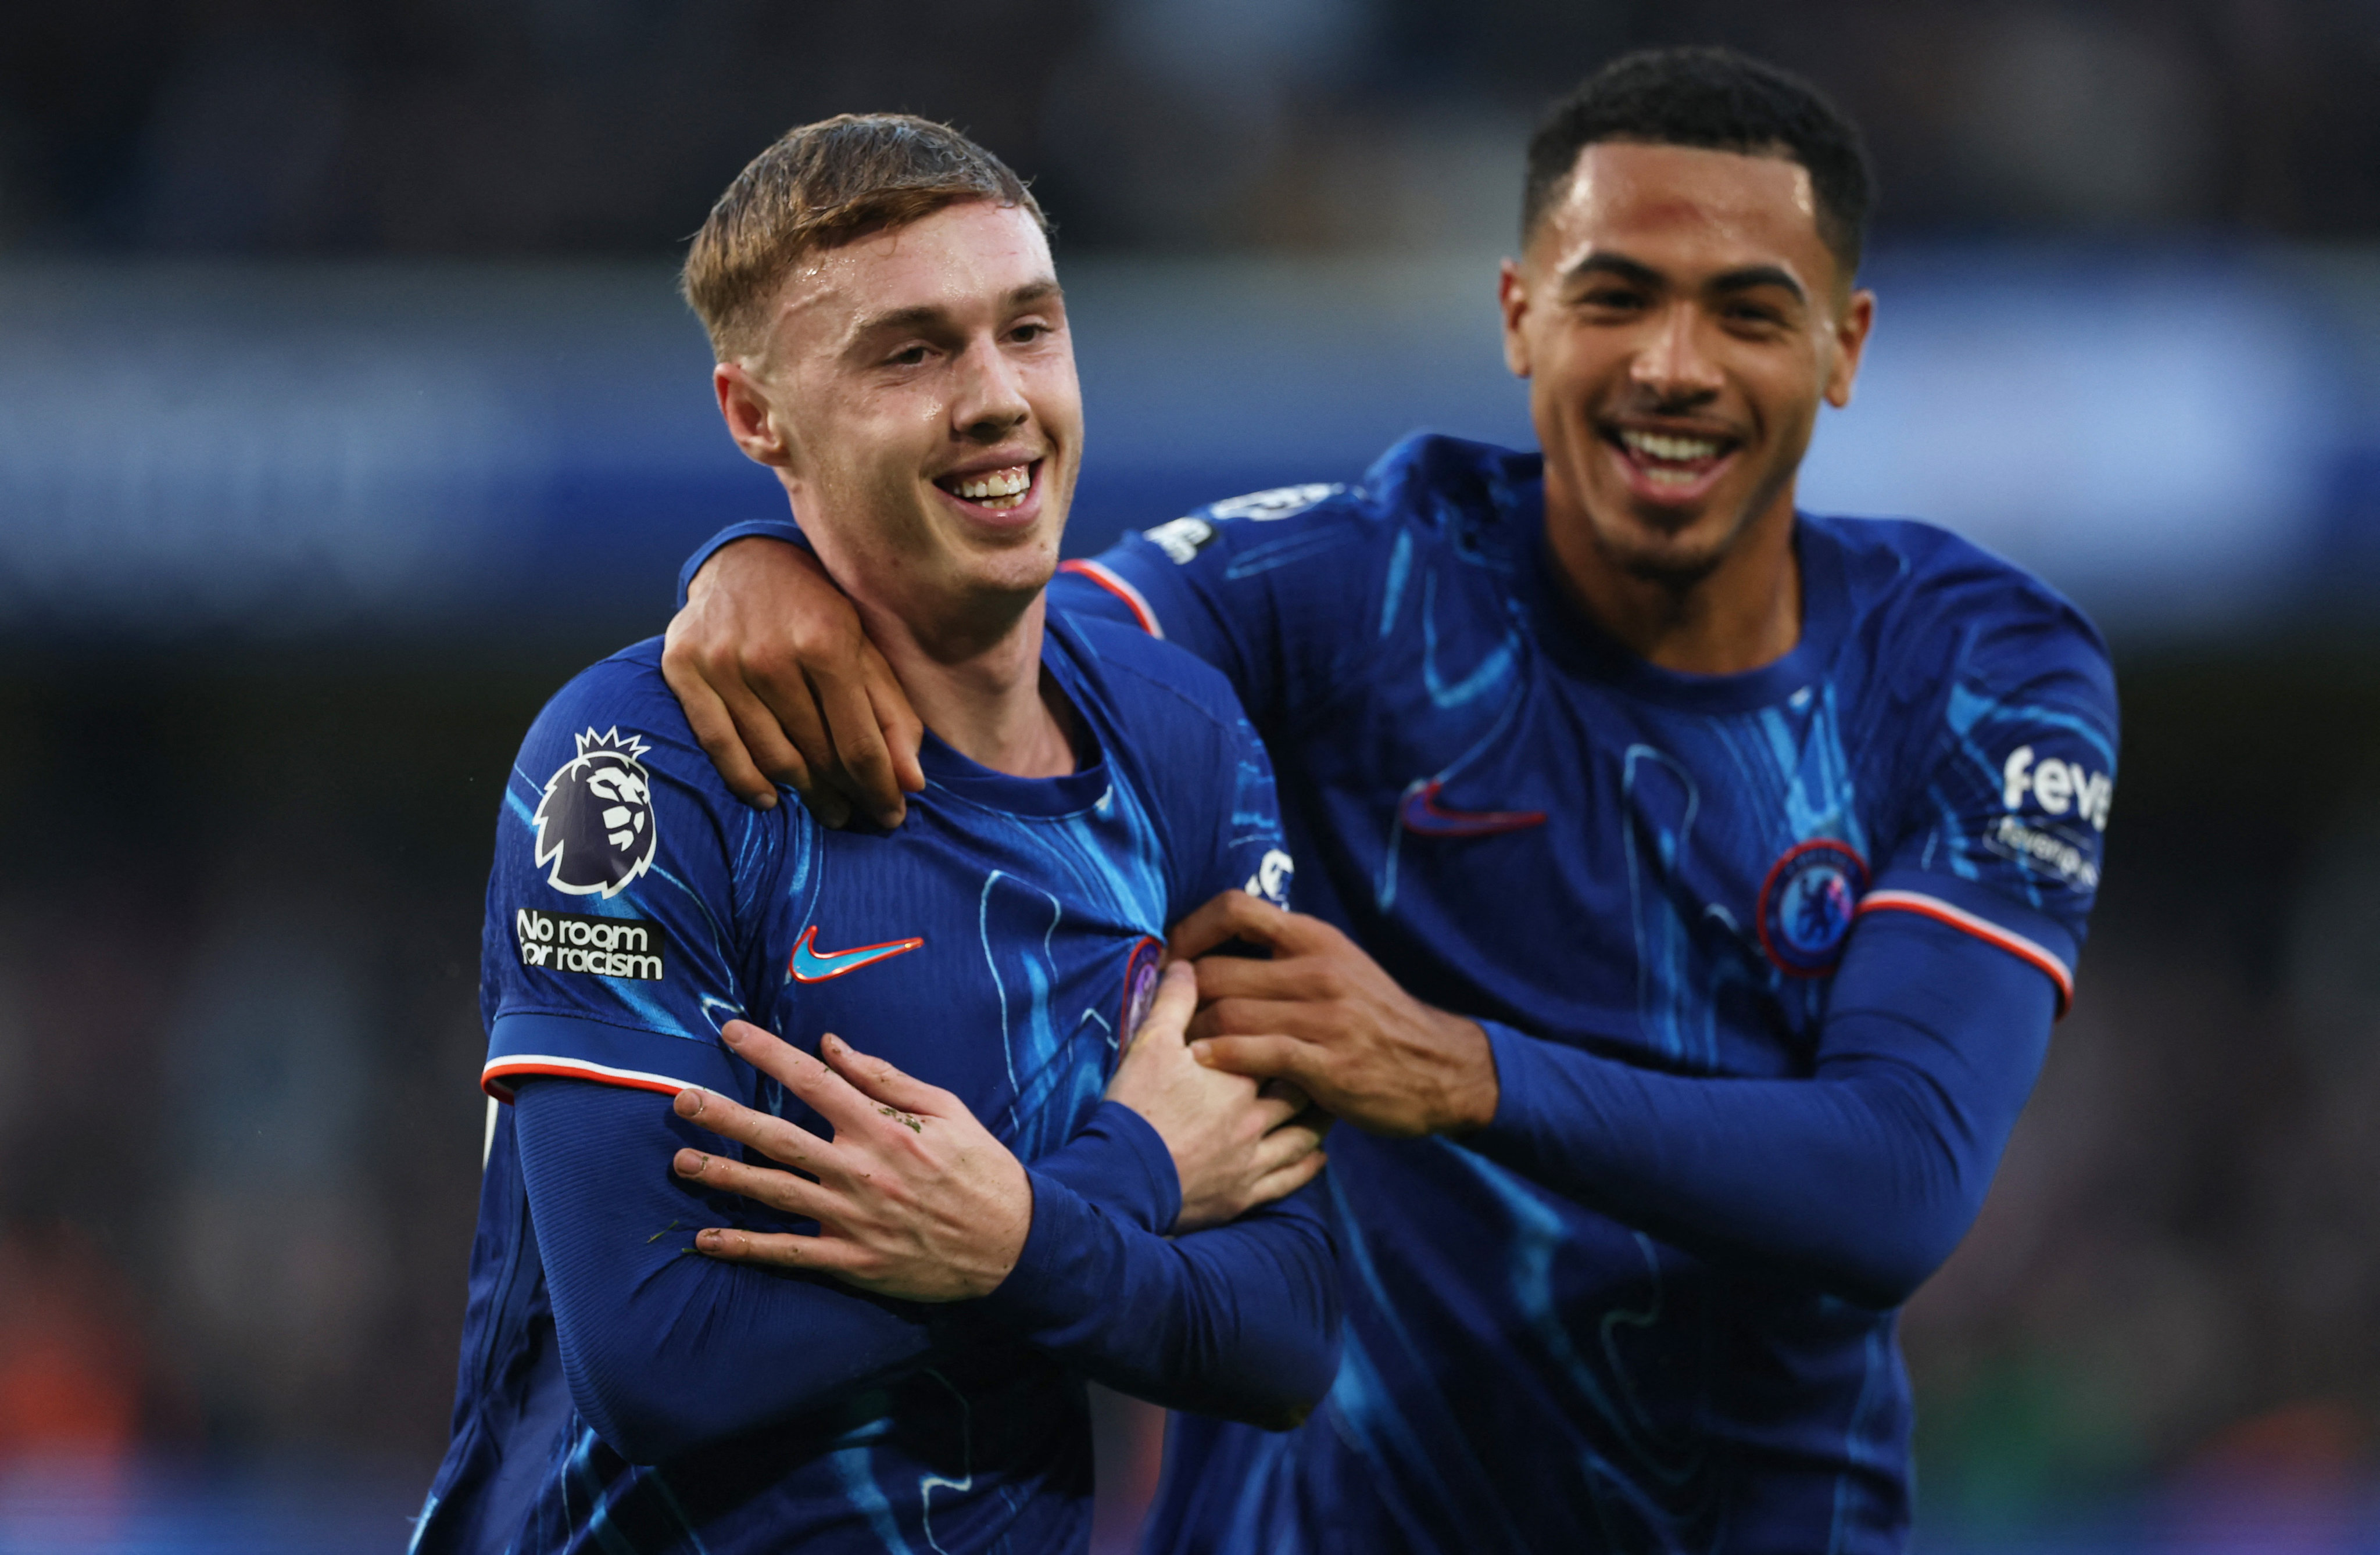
[1498,259,1534,379]
[1823,289,1876,410]
[715,361,795,468]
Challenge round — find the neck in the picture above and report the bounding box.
[853,590,1076,780]
[1545,489,1802,676]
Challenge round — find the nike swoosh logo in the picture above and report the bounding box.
[1398,779,1547,838]
[789,925,925,982]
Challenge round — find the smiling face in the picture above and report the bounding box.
[1500,141,1873,590]
[714,199,1081,640]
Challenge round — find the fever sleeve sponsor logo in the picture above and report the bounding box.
[516,907,669,981]
[1992,743,2111,889]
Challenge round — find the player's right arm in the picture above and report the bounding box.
[661,479,1387,818]
[485,657,987,1463]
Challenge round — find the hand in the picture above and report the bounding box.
[1105,961,1330,1231]
[661,537,926,827]
[1171,891,1499,1139]
[671,1020,1030,1302]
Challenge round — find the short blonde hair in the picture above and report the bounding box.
[681,113,1048,360]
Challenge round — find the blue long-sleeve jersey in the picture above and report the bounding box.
[681,432,2118,1553]
[411,613,1341,1555]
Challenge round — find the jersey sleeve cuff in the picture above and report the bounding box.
[1475,1018,1572,1157]
[675,518,814,610]
[484,1009,740,1103]
[976,1167,1114,1338]
[1029,1101,1182,1235]
[1860,870,2082,1015]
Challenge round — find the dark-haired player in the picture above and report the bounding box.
[664,49,2118,1553]
[411,115,1338,1555]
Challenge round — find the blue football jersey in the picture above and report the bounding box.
[1046,435,2118,1554]
[413,611,1320,1555]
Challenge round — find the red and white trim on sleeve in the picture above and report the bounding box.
[1057,559,1163,638]
[1857,889,2075,1015]
[482,1055,700,1103]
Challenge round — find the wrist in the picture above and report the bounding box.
[1437,1014,1501,1134]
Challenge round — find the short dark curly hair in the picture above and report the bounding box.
[1523,46,1873,280]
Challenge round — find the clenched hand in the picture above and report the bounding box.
[1105,960,1329,1230]
[1171,891,1501,1139]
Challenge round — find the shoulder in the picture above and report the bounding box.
[1054,612,1259,746]
[1815,514,2116,713]
[1139,433,1544,575]
[513,638,787,869]
[1359,431,1545,563]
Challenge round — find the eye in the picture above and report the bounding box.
[1007,321,1051,345]
[1582,286,1644,311]
[886,344,930,367]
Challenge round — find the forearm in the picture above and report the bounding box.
[1466,913,2056,1307]
[980,1172,1340,1428]
[1028,1100,1181,1234]
[515,1078,944,1463]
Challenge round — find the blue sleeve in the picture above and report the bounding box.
[481,646,788,1103]
[1050,482,1395,737]
[1466,908,2053,1310]
[1863,582,2119,1013]
[513,1072,948,1464]
[677,518,812,610]
[979,1170,1340,1427]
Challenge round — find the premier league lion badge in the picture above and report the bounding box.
[532,728,658,897]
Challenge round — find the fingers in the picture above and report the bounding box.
[1166,889,1294,962]
[810,662,907,829]
[715,1020,877,1134]
[815,1033,957,1120]
[724,676,844,826]
[689,1226,867,1275]
[661,646,781,810]
[862,642,928,797]
[672,1144,832,1219]
[1258,1077,1315,1115]
[671,1083,833,1174]
[1126,962,1200,1055]
[1187,995,1334,1046]
[1191,1034,1314,1085]
[1249,1115,1329,1178]
[1242,1147,1329,1209]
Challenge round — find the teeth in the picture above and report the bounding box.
[1620,430,1724,464]
[950,465,1032,504]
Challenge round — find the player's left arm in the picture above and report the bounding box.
[1188,611,2117,1307]
[684,996,1342,1429]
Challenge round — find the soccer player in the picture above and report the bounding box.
[663,49,2120,1554]
[410,115,1339,1555]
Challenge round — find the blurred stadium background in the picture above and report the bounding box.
[3,1,2380,1550]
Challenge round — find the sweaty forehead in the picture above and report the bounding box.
[1532,142,1830,286]
[766,202,1056,356]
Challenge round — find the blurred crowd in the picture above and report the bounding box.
[5,0,2380,260]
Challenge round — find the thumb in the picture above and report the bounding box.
[1127,961,1199,1055]
[818,1033,954,1116]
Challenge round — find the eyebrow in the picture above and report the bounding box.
[1561,252,1808,306]
[847,278,1064,342]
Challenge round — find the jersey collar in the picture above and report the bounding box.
[1516,483,1853,716]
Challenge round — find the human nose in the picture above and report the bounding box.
[1630,302,1723,403]
[950,335,1031,443]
